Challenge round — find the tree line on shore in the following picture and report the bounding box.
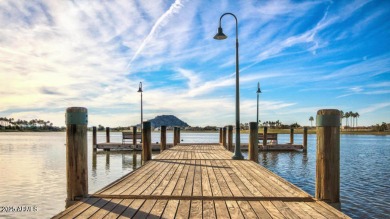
[1,115,388,132]
[0,117,63,131]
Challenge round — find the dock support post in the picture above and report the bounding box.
[222,127,227,148]
[227,125,233,151]
[173,127,177,146]
[316,109,340,209]
[290,128,294,144]
[303,127,308,152]
[248,122,258,162]
[177,127,181,145]
[142,121,151,162]
[65,107,88,208]
[174,127,180,146]
[92,126,97,151]
[132,126,137,146]
[263,127,268,150]
[161,126,166,151]
[219,128,223,144]
[106,127,110,143]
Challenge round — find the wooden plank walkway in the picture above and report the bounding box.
[54,144,350,218]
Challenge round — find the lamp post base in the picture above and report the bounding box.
[232,153,244,160]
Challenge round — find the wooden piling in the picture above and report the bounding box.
[315,109,340,209]
[65,107,88,208]
[142,121,152,162]
[132,126,137,146]
[161,126,167,151]
[219,128,223,144]
[248,122,258,162]
[222,127,227,148]
[290,128,294,144]
[263,127,268,149]
[227,125,233,151]
[105,127,110,143]
[173,127,178,146]
[177,127,181,144]
[92,126,97,151]
[303,127,308,152]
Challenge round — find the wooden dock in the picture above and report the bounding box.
[54,144,349,218]
[96,142,303,151]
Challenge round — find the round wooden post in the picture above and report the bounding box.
[219,128,223,144]
[65,107,88,207]
[92,126,97,151]
[132,126,137,146]
[177,127,181,144]
[173,127,178,146]
[222,127,227,147]
[106,127,110,143]
[316,109,340,209]
[132,151,137,168]
[142,121,152,162]
[248,122,258,162]
[303,127,308,152]
[263,127,268,150]
[161,126,167,151]
[227,125,233,151]
[290,128,294,144]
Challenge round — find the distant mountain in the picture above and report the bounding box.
[147,115,189,128]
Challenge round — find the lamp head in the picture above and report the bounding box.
[213,27,227,40]
[256,82,261,93]
[137,82,143,93]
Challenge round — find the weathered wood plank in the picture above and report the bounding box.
[226,201,244,219]
[55,144,350,219]
[175,200,191,219]
[161,200,179,219]
[102,199,134,219]
[118,199,145,218]
[76,198,110,218]
[147,199,168,219]
[203,200,216,219]
[214,200,230,219]
[189,200,202,218]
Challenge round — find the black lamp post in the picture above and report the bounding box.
[137,82,143,132]
[214,13,243,160]
[256,82,261,126]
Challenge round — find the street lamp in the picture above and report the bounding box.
[214,12,243,160]
[256,82,261,126]
[137,82,143,132]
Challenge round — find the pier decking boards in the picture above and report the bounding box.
[95,143,304,151]
[54,144,349,218]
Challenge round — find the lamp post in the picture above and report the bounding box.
[214,12,243,160]
[137,82,143,132]
[256,82,261,127]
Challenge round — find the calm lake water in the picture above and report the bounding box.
[0,132,389,218]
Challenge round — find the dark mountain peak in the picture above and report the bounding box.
[147,115,189,128]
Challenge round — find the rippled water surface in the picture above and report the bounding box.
[0,132,389,218]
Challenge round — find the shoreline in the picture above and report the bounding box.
[1,129,389,135]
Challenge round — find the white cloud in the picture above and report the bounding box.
[360,103,390,114]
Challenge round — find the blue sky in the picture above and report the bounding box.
[0,0,389,127]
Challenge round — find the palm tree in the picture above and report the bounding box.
[340,110,344,126]
[309,116,314,127]
[355,112,360,128]
[348,111,353,127]
[345,112,350,128]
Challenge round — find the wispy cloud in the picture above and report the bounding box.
[0,0,388,126]
[360,102,390,114]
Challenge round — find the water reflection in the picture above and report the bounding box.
[105,153,110,172]
[92,152,97,171]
